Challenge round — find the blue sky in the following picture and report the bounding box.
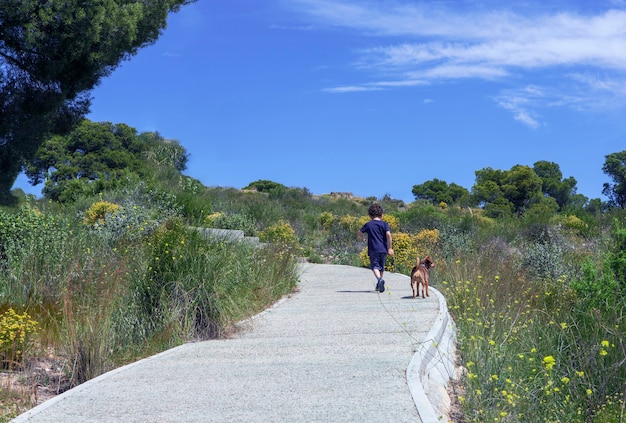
[14,0,626,203]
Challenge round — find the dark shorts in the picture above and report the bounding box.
[369,252,387,271]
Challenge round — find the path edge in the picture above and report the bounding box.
[406,286,458,423]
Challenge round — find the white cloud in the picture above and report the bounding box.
[323,85,382,93]
[493,86,544,129]
[291,0,626,124]
[269,24,315,31]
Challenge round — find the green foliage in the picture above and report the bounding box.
[0,0,193,204]
[602,150,626,208]
[0,308,38,369]
[4,141,626,421]
[243,179,288,196]
[205,212,258,237]
[533,160,580,210]
[134,222,298,339]
[140,132,189,172]
[412,178,472,206]
[608,221,626,288]
[319,211,335,230]
[570,259,618,309]
[0,205,74,303]
[359,228,440,274]
[551,214,590,237]
[83,200,121,226]
[259,220,298,247]
[398,201,448,232]
[441,234,626,422]
[25,120,188,203]
[473,165,546,215]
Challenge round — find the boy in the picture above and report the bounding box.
[357,203,394,293]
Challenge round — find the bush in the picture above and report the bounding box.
[0,309,38,369]
[359,228,440,274]
[205,212,257,237]
[82,201,120,226]
[259,220,299,249]
[319,212,335,230]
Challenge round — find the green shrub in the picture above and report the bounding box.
[259,220,298,247]
[319,211,335,230]
[206,212,257,237]
[359,228,439,274]
[83,200,120,225]
[0,309,38,369]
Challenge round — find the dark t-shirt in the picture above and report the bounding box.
[360,219,390,253]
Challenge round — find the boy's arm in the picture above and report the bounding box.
[357,229,365,242]
[386,231,394,256]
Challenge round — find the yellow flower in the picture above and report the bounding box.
[601,340,610,348]
[543,355,556,371]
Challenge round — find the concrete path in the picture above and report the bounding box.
[13,264,456,423]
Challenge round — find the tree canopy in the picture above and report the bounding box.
[602,150,626,209]
[0,0,193,204]
[243,180,288,194]
[411,178,470,205]
[533,160,578,209]
[25,119,188,203]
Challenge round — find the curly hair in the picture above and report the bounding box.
[368,203,384,218]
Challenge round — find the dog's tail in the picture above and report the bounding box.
[415,256,420,268]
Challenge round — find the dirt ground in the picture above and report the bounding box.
[1,356,69,418]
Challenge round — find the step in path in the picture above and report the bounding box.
[13,264,457,423]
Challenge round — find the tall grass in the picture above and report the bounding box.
[2,182,624,423]
[438,217,626,422]
[0,191,299,420]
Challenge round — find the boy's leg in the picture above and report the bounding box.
[377,253,387,292]
[370,253,386,292]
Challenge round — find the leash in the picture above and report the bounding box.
[376,274,427,346]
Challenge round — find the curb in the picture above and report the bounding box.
[406,286,458,422]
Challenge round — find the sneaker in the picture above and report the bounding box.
[376,279,385,293]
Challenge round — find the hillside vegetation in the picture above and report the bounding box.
[2,120,626,422]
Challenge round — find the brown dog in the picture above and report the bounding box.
[410,256,435,299]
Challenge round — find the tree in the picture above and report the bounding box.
[471,165,543,215]
[25,120,187,203]
[412,178,471,205]
[602,151,626,209]
[501,165,543,212]
[472,167,505,206]
[0,0,194,204]
[243,180,288,194]
[533,160,579,210]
